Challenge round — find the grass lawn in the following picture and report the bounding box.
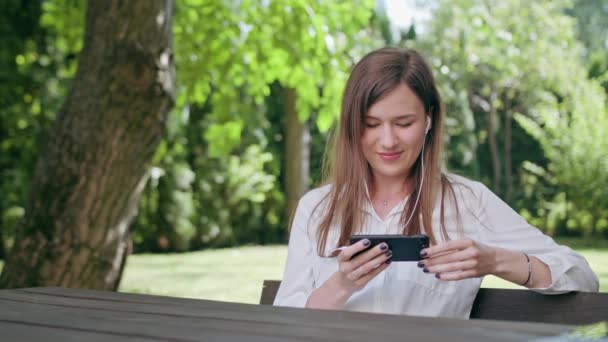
[119,245,288,304]
[119,241,608,304]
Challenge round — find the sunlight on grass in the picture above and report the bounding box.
[119,245,288,304]
[119,244,608,304]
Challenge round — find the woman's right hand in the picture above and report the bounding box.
[334,239,393,292]
[305,239,392,310]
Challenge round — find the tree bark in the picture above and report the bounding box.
[284,88,310,220]
[487,87,501,195]
[504,110,513,202]
[0,0,175,289]
[0,228,4,260]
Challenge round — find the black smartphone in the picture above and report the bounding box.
[349,234,429,262]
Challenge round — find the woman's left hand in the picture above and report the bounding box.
[418,239,498,280]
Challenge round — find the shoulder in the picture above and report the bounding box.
[291,184,332,237]
[443,173,513,216]
[444,173,485,195]
[297,184,333,213]
[443,173,495,207]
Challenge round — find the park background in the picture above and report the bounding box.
[0,0,607,303]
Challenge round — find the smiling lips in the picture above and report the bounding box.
[378,152,402,161]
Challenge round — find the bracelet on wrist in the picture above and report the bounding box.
[521,253,532,287]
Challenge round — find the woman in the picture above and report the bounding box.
[273,47,598,318]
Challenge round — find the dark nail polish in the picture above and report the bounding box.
[420,251,428,258]
[363,239,371,246]
[380,243,388,251]
[435,273,441,279]
[423,267,429,273]
[385,259,392,265]
[385,251,393,258]
[417,261,425,268]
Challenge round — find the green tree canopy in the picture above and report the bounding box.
[421,0,608,234]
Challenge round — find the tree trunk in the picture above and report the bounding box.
[0,0,175,290]
[504,110,513,202]
[111,232,132,291]
[0,228,4,260]
[487,87,501,195]
[284,88,310,220]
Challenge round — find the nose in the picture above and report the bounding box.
[379,124,398,149]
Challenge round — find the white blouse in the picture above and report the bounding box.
[273,174,599,319]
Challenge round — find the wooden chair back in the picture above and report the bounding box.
[260,280,608,325]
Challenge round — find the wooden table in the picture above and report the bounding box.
[0,287,576,341]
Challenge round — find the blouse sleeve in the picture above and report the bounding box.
[273,191,317,308]
[471,181,599,294]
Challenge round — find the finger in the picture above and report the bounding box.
[425,260,477,274]
[355,259,391,287]
[338,239,371,262]
[347,248,392,281]
[421,239,475,258]
[435,269,479,281]
[347,248,391,280]
[422,239,473,256]
[421,247,479,268]
[343,242,389,273]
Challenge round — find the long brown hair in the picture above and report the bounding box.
[315,47,461,256]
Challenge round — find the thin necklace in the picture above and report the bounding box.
[378,191,406,207]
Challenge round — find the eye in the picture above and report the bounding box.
[396,122,412,127]
[365,122,380,128]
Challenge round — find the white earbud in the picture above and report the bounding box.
[425,116,431,135]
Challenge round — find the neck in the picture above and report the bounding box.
[370,173,412,199]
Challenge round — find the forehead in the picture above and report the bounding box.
[367,83,425,119]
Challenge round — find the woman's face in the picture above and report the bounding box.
[362,82,428,181]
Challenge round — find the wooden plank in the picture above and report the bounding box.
[262,280,608,325]
[24,286,214,305]
[3,287,575,335]
[470,288,608,324]
[260,280,279,305]
[0,320,150,342]
[0,299,307,342]
[0,288,575,342]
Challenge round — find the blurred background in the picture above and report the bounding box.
[0,0,607,302]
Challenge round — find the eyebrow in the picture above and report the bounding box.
[365,114,418,120]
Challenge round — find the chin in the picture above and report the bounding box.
[371,165,410,179]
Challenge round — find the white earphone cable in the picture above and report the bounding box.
[403,133,426,230]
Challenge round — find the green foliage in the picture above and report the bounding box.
[204,120,244,158]
[587,51,608,93]
[566,0,608,57]
[516,81,608,235]
[133,95,259,251]
[133,137,282,252]
[174,0,374,155]
[195,145,280,245]
[130,0,375,251]
[0,0,375,253]
[0,0,83,254]
[424,0,578,173]
[420,0,608,236]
